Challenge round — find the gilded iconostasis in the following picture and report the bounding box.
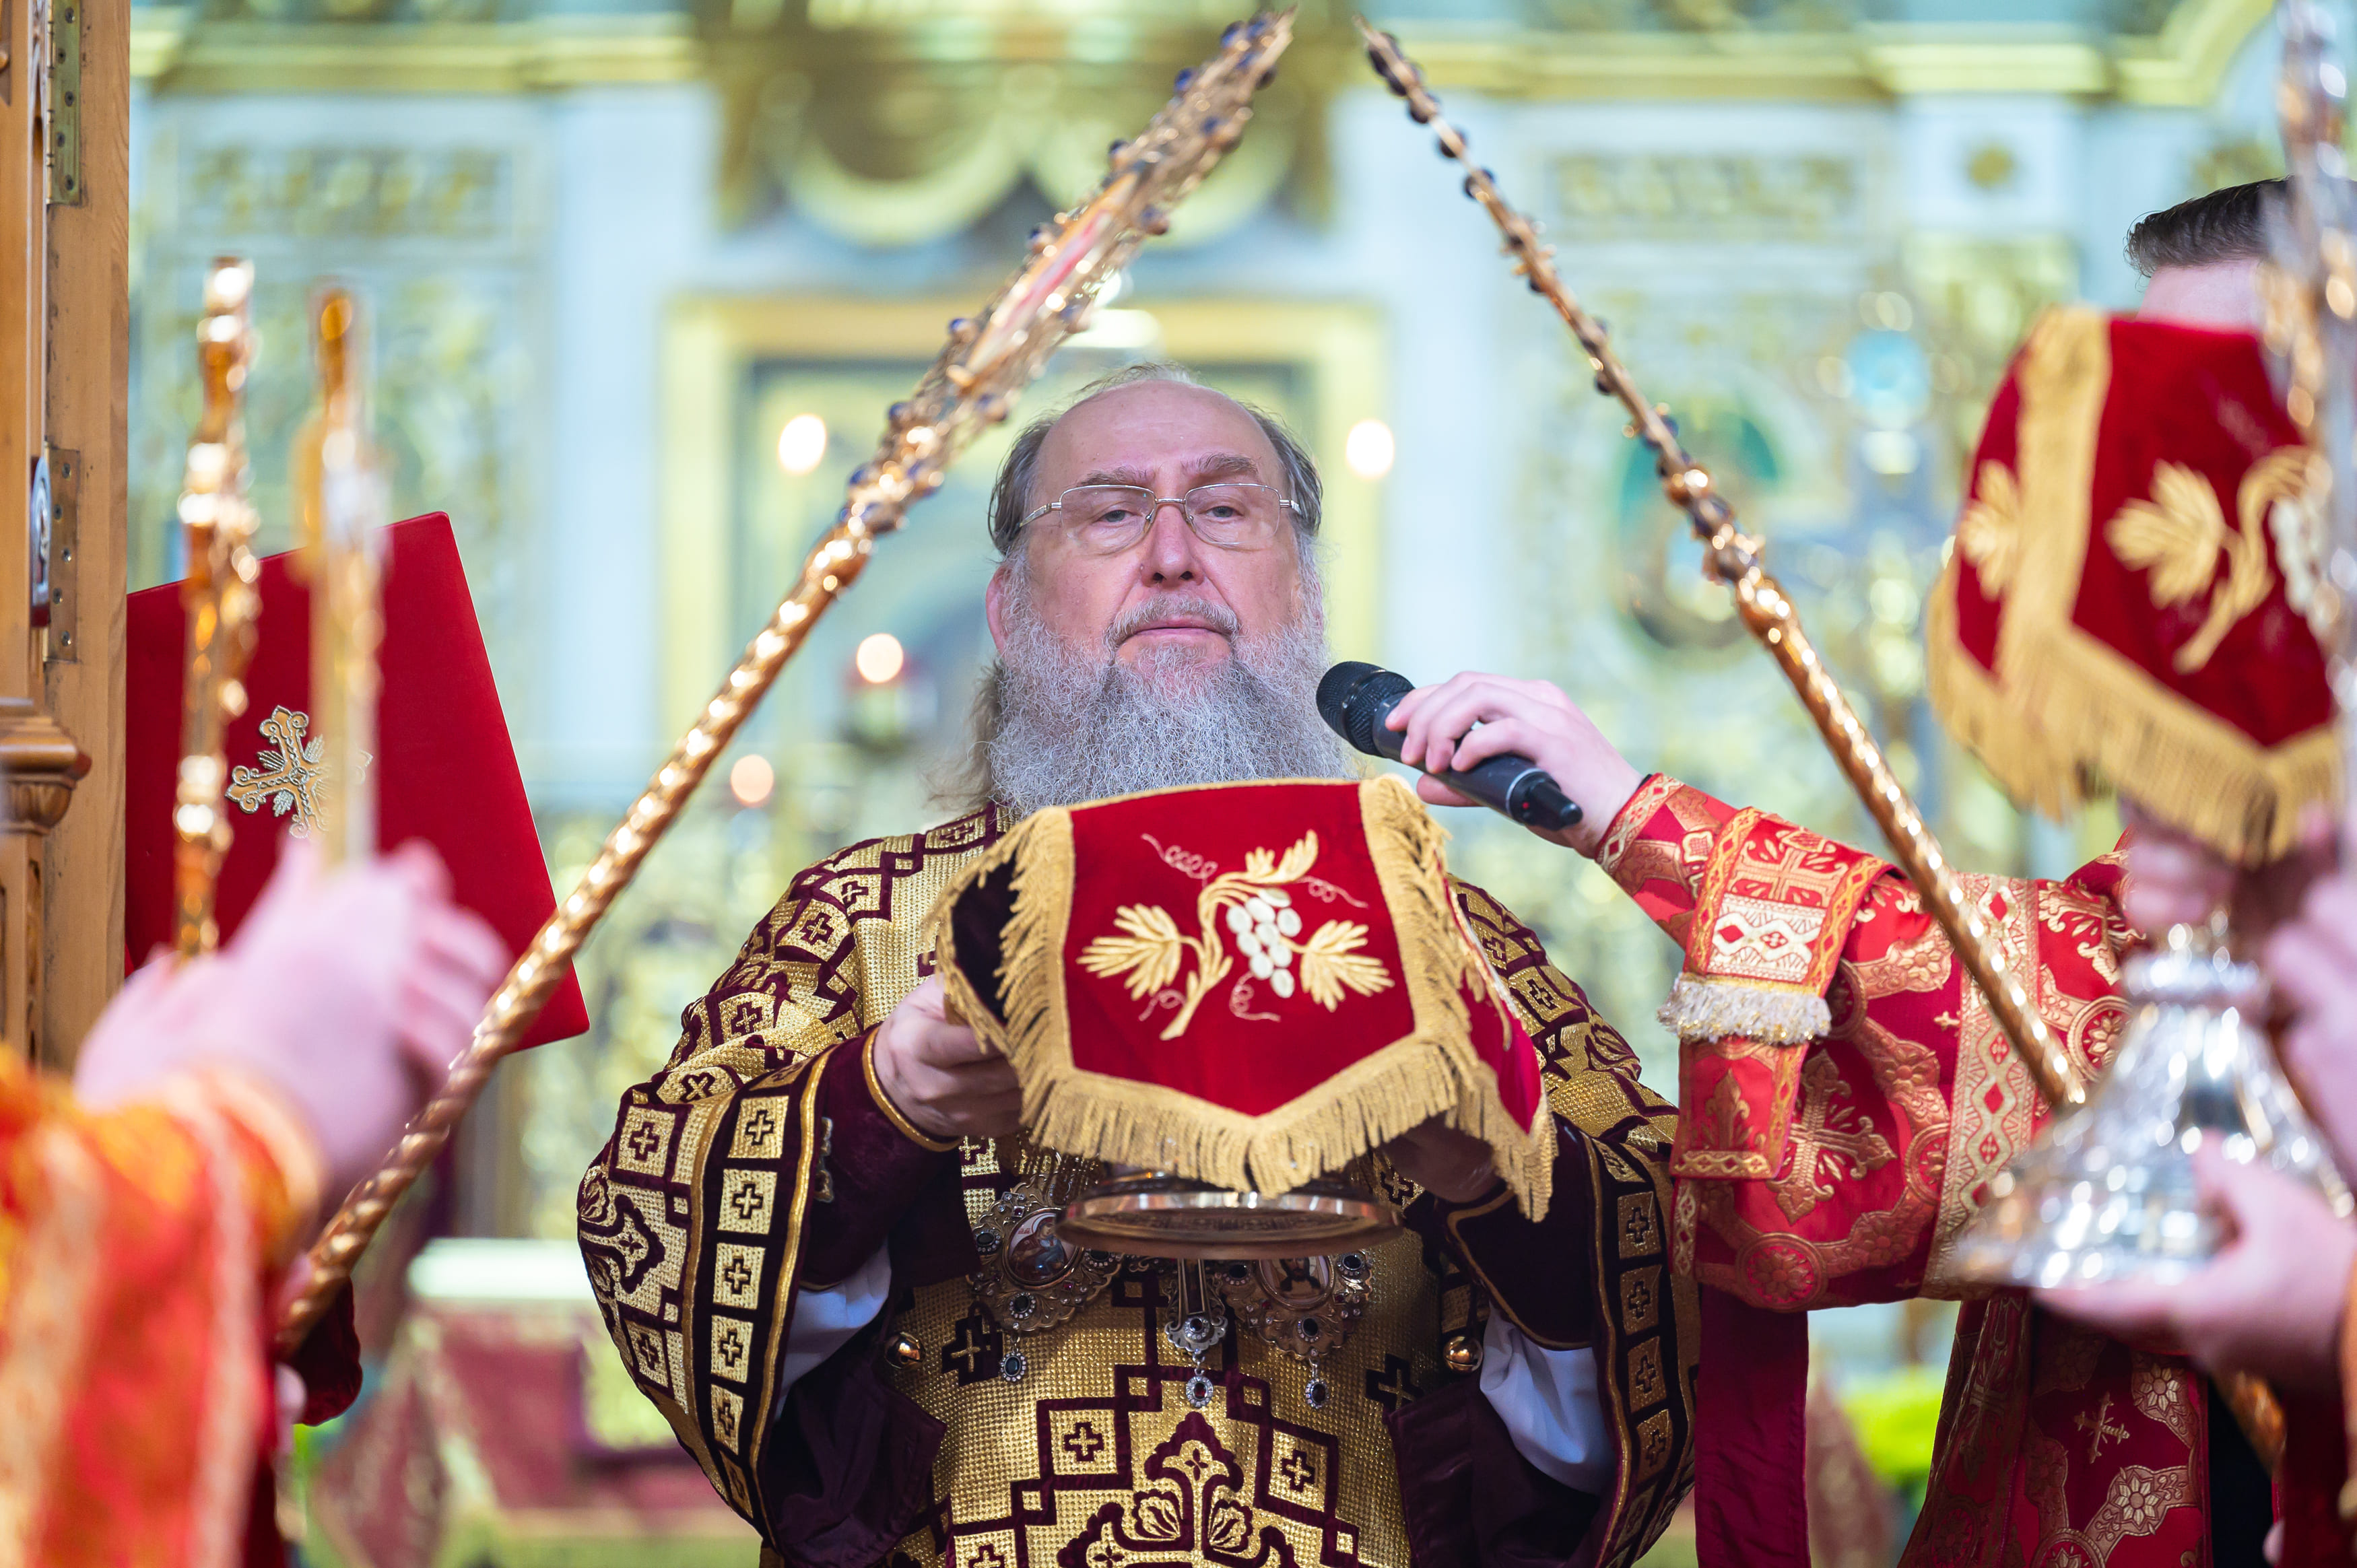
[127,0,2303,1250]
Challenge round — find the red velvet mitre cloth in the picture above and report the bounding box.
[933,776,1553,1213]
[1927,305,2337,864]
[125,512,587,1048]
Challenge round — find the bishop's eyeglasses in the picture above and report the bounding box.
[1019,483,1299,555]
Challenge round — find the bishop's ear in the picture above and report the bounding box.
[984,561,1014,656]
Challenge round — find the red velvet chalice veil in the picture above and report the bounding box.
[125,512,588,1044]
[1927,306,2337,864]
[931,777,1552,1254]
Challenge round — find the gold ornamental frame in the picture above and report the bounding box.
[658,294,1389,736]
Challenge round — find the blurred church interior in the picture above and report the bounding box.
[119,1,2299,1558]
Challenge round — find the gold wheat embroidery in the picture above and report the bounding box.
[1956,460,2024,592]
[2107,449,2309,674]
[1077,831,1394,1041]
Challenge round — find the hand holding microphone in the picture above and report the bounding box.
[1318,663,1642,858]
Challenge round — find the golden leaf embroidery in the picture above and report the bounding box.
[1956,461,2024,592]
[2109,461,2228,605]
[1296,920,1393,1011]
[2106,458,2281,673]
[1080,828,1393,1040]
[1079,904,1186,1000]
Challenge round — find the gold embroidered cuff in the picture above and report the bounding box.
[1595,772,1684,881]
[863,1030,960,1154]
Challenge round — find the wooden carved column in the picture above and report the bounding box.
[0,0,125,1065]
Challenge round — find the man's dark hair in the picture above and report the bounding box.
[2124,178,2282,277]
[984,362,1323,559]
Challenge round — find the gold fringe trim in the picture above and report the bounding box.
[1923,556,2080,820]
[1362,776,1555,1222]
[2009,624,2342,865]
[929,778,1554,1221]
[1657,974,1830,1047]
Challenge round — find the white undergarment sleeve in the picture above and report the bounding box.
[1478,1311,1616,1496]
[776,1245,892,1396]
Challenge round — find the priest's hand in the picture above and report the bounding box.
[1383,672,1640,857]
[75,841,509,1198]
[1381,1116,1500,1204]
[2121,799,2332,943]
[2262,868,2357,1169]
[873,975,1024,1143]
[2030,1145,2355,1392]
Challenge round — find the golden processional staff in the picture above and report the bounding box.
[275,11,1299,1352]
[1354,23,2084,1111]
[291,285,388,866]
[174,259,263,958]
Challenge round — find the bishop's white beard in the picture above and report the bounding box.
[978,582,1356,819]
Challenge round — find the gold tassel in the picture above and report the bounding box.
[1657,974,1832,1046]
[1923,563,2081,820]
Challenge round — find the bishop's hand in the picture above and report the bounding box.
[1381,1116,1501,1204]
[873,974,1024,1143]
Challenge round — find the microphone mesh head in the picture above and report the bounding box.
[1317,661,1377,736]
[1317,661,1413,756]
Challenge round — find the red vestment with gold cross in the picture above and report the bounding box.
[1599,773,2222,1567]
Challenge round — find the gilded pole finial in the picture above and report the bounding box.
[292,283,387,866]
[172,257,263,959]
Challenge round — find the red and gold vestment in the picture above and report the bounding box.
[0,1054,322,1567]
[579,805,1697,1568]
[1600,773,2228,1568]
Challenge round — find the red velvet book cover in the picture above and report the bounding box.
[125,512,588,1048]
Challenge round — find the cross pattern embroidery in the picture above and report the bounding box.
[2075,1393,2132,1462]
[942,1314,1001,1384]
[719,1252,756,1299]
[1770,1054,1896,1222]
[1364,1355,1421,1413]
[727,1174,768,1225]
[625,1119,665,1163]
[1280,1448,1317,1493]
[1733,832,1857,906]
[1061,1421,1106,1463]
[227,706,364,838]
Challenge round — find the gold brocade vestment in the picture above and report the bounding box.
[580,807,1695,1568]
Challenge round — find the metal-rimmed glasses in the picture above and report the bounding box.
[1019,483,1298,555]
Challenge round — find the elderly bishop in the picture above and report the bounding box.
[578,366,1696,1568]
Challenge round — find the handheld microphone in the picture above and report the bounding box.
[1317,661,1583,833]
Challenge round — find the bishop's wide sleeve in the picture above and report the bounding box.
[577,854,958,1544]
[1596,774,2131,1310]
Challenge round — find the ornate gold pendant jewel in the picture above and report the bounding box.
[1216,1250,1372,1410]
[1161,1261,1230,1410]
[968,1170,1121,1383]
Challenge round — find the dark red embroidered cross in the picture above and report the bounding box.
[1062,1421,1106,1463]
